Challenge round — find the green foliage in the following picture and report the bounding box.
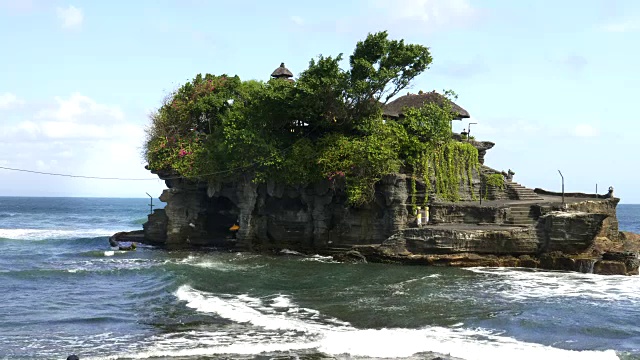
[349,31,433,104]
[316,117,402,206]
[398,91,479,202]
[144,31,479,206]
[485,173,505,189]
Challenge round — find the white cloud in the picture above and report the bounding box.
[36,93,124,123]
[0,94,137,143]
[0,93,165,197]
[573,124,598,137]
[0,92,25,109]
[57,5,83,29]
[291,15,304,26]
[370,0,480,33]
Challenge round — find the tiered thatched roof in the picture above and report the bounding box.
[271,63,294,79]
[383,91,470,119]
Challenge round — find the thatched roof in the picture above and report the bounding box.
[383,91,470,119]
[271,63,293,78]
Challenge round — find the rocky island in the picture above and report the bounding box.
[114,31,640,276]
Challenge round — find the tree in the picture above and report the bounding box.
[348,31,433,105]
[143,30,477,205]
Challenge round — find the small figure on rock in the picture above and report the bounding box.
[501,169,515,181]
[229,223,240,239]
[606,186,614,198]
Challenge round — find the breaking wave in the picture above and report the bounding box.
[466,267,640,302]
[110,285,621,360]
[0,228,117,241]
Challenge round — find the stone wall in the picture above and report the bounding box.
[429,204,508,225]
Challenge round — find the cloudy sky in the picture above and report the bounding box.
[0,0,639,201]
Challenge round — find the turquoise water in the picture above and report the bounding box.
[0,197,639,359]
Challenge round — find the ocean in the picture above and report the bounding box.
[1,197,639,360]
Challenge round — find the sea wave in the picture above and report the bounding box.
[300,254,338,263]
[0,228,120,241]
[173,254,263,272]
[465,267,640,302]
[0,257,164,276]
[140,285,620,360]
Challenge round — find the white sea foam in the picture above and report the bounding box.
[271,294,294,308]
[280,248,304,256]
[0,228,117,240]
[104,251,115,257]
[466,267,640,302]
[164,285,620,360]
[174,254,257,272]
[301,254,338,263]
[175,285,336,332]
[65,258,161,273]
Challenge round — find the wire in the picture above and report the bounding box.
[0,122,324,182]
[0,166,159,181]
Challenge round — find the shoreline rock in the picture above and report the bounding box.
[112,165,637,276]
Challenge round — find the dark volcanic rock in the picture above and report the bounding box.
[117,162,635,275]
[333,250,367,263]
[593,260,628,275]
[142,209,167,244]
[539,252,577,272]
[538,211,607,254]
[379,226,539,255]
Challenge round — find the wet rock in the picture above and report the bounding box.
[593,260,628,275]
[517,255,540,268]
[379,226,539,255]
[574,258,597,273]
[600,251,640,275]
[333,250,367,264]
[539,252,576,272]
[602,251,636,261]
[538,211,608,254]
[142,209,167,244]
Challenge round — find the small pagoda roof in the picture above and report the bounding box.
[271,63,293,78]
[383,91,470,119]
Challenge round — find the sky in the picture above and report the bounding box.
[0,0,639,202]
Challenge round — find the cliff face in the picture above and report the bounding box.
[133,146,636,275]
[145,173,409,250]
[143,172,621,254]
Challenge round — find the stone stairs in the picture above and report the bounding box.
[506,204,538,226]
[506,181,544,201]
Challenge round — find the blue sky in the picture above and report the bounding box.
[0,0,639,201]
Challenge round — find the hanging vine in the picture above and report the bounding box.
[410,142,479,202]
[410,175,417,214]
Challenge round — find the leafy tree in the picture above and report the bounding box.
[348,31,433,107]
[143,31,478,206]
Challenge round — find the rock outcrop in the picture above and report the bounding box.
[123,155,638,275]
[142,173,411,251]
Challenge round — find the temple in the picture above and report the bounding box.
[113,63,640,276]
